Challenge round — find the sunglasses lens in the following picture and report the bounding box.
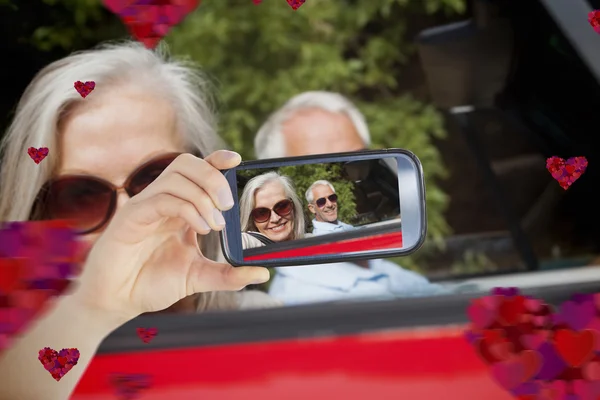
[251,208,271,223]
[128,155,178,195]
[43,178,113,233]
[274,200,293,216]
[316,198,326,207]
[329,194,338,203]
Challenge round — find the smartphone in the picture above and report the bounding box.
[219,149,427,267]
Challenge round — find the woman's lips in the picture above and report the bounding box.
[269,221,287,232]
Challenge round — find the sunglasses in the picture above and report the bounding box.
[31,152,183,235]
[251,199,294,224]
[315,194,338,208]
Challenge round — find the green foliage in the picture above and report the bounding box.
[166,0,465,270]
[11,0,468,274]
[26,0,123,52]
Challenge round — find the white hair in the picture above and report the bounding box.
[254,91,371,159]
[305,180,336,203]
[0,40,233,311]
[239,171,305,240]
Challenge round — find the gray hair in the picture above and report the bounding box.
[0,40,233,311]
[305,180,336,203]
[239,171,305,240]
[254,91,371,159]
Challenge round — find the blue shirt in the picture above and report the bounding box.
[268,219,448,305]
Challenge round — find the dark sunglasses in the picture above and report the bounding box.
[251,199,294,223]
[31,152,184,235]
[315,194,338,208]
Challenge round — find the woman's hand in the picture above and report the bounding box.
[72,151,270,324]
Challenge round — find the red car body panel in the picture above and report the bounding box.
[244,231,403,261]
[72,324,509,400]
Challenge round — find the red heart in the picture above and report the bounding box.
[554,329,596,367]
[546,156,588,190]
[27,147,49,164]
[498,295,527,326]
[589,10,600,34]
[101,0,200,49]
[286,0,305,10]
[136,327,158,343]
[0,221,80,352]
[73,81,96,98]
[38,347,80,381]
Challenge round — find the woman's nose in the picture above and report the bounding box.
[269,210,281,223]
[115,188,132,211]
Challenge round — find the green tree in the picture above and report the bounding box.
[166,0,466,269]
[7,0,468,273]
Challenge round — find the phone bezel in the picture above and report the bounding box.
[219,149,427,267]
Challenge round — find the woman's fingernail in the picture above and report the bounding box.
[199,216,211,231]
[251,278,268,285]
[213,209,226,226]
[223,150,240,159]
[218,187,234,209]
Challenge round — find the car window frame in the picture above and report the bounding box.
[98,278,600,354]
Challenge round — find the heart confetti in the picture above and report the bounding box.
[102,0,200,49]
[0,221,81,352]
[27,147,49,165]
[287,0,305,10]
[546,156,587,190]
[110,373,152,399]
[74,81,95,98]
[253,0,262,4]
[589,10,600,34]
[38,347,80,381]
[136,327,157,343]
[466,287,600,399]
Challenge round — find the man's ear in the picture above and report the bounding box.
[308,203,316,214]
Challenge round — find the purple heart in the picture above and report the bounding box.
[511,381,541,396]
[534,342,567,380]
[464,330,480,345]
[492,287,520,297]
[554,298,596,330]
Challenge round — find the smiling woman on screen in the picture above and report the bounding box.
[239,171,306,249]
[0,40,280,400]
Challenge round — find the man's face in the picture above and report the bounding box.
[308,184,338,223]
[282,109,365,156]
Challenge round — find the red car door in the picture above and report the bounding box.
[71,280,598,400]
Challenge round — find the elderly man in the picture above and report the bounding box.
[258,91,447,305]
[305,180,353,235]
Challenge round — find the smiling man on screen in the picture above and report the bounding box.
[306,180,354,235]
[254,91,446,305]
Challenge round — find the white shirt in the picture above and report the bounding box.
[268,219,448,305]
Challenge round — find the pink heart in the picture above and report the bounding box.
[573,380,600,400]
[490,351,540,390]
[467,299,496,330]
[520,330,548,350]
[583,361,600,381]
[101,0,200,49]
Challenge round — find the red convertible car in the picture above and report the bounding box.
[72,0,600,398]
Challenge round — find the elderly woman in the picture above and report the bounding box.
[0,41,279,400]
[239,171,306,249]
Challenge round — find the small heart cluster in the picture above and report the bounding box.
[110,373,152,399]
[136,327,158,343]
[546,156,587,190]
[466,288,600,399]
[38,347,80,381]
